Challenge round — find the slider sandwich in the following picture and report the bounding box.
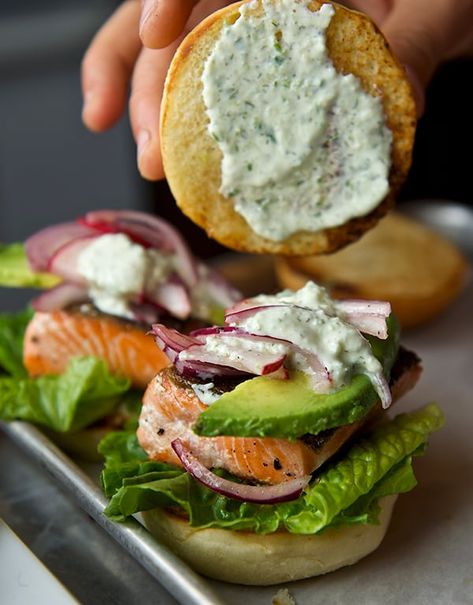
[0,210,239,457]
[100,282,443,584]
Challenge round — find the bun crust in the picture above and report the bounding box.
[141,495,397,585]
[275,212,468,328]
[161,0,416,256]
[45,425,110,462]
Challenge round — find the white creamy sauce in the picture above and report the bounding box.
[192,334,287,359]
[202,0,392,241]
[229,282,384,391]
[77,233,173,319]
[191,382,222,405]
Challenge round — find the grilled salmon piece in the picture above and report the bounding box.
[137,350,421,484]
[23,310,169,389]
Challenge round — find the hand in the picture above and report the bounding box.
[82,0,473,181]
[345,0,473,115]
[81,0,230,181]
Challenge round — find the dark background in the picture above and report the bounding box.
[0,0,471,309]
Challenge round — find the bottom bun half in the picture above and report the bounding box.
[44,426,110,462]
[141,495,397,585]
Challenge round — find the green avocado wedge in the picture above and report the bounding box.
[0,243,60,288]
[193,315,400,440]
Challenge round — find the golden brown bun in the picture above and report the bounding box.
[161,0,416,256]
[141,495,397,585]
[275,212,469,328]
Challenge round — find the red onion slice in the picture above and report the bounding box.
[198,329,291,346]
[47,235,98,284]
[336,300,391,339]
[190,326,238,338]
[225,298,266,316]
[266,365,289,380]
[174,358,251,380]
[83,210,198,287]
[146,277,192,320]
[129,303,160,325]
[150,324,201,362]
[25,222,98,272]
[371,372,392,409]
[81,216,175,252]
[336,300,391,317]
[342,314,389,339]
[185,328,330,386]
[225,304,290,325]
[178,339,287,377]
[31,283,89,312]
[172,439,310,503]
[289,345,332,391]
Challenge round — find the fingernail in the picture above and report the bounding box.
[140,0,155,34]
[82,90,95,123]
[137,129,151,164]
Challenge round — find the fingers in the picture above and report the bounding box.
[380,0,454,117]
[132,0,228,180]
[140,0,199,48]
[129,42,181,180]
[341,0,392,26]
[82,1,142,132]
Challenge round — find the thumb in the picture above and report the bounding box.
[380,0,450,116]
[140,0,199,48]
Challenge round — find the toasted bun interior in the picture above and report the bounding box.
[141,495,397,585]
[275,212,468,328]
[161,0,416,256]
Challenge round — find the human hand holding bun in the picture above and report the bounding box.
[160,0,416,255]
[81,0,473,182]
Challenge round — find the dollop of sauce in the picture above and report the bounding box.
[234,283,383,388]
[77,233,173,319]
[202,0,392,241]
[191,382,222,405]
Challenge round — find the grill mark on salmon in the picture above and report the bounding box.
[137,348,421,484]
[23,310,170,389]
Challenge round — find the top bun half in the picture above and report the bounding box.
[161,0,416,255]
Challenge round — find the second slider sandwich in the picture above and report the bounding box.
[101,282,443,584]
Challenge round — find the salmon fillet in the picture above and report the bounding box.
[23,310,169,389]
[137,350,421,484]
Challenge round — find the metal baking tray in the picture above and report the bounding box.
[1,200,472,605]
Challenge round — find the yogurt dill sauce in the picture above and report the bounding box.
[187,282,386,404]
[201,0,392,241]
[77,233,221,321]
[77,233,174,319]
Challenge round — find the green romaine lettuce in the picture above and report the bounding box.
[0,308,33,377]
[0,243,60,288]
[101,403,444,533]
[0,356,131,432]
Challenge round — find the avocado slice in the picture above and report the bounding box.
[0,243,60,288]
[193,315,400,440]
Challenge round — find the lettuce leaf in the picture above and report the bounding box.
[101,403,444,533]
[0,243,60,288]
[0,308,33,377]
[0,356,131,432]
